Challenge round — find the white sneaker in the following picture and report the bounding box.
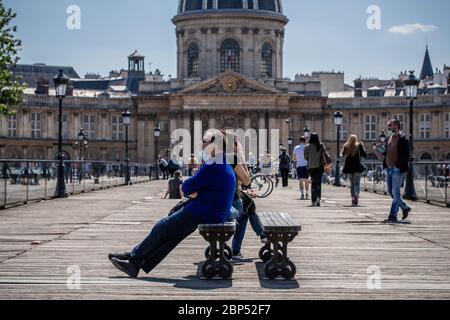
[232,253,244,260]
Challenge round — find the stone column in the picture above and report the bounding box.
[244,112,251,131]
[208,111,216,130]
[148,117,156,163]
[281,113,289,147]
[269,113,279,156]
[1,116,7,137]
[137,117,146,163]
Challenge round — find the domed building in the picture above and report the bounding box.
[6,2,448,166]
[134,0,332,163]
[173,0,287,79]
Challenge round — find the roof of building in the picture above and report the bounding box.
[9,64,80,88]
[177,0,283,15]
[420,45,434,80]
[128,50,145,59]
[72,78,126,91]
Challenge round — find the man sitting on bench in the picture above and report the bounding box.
[108,129,236,278]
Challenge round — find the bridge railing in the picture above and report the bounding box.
[333,161,450,207]
[0,160,160,209]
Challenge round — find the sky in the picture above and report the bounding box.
[3,0,450,84]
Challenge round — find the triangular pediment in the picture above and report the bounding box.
[178,70,282,95]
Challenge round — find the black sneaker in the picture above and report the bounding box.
[402,208,411,221]
[110,257,140,278]
[108,252,131,261]
[384,216,399,224]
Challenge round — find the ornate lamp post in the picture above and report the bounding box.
[286,118,294,154]
[333,110,344,187]
[75,129,88,160]
[53,70,69,198]
[122,110,131,185]
[73,128,88,184]
[403,71,419,201]
[154,125,161,180]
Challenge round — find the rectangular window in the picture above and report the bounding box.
[112,116,124,141]
[364,115,376,140]
[445,113,450,139]
[8,114,17,138]
[55,114,69,139]
[340,117,349,141]
[392,114,404,130]
[31,112,41,139]
[83,115,96,139]
[419,113,431,139]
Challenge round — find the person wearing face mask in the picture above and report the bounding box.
[108,129,236,278]
[375,119,412,223]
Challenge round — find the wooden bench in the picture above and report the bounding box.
[198,222,236,280]
[257,212,301,280]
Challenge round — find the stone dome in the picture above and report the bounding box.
[178,0,283,15]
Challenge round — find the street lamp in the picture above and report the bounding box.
[53,70,69,198]
[403,71,419,201]
[303,126,311,139]
[334,110,344,187]
[122,110,131,185]
[76,128,88,160]
[286,118,294,154]
[154,125,161,180]
[73,128,88,184]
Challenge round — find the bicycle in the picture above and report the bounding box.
[247,163,274,198]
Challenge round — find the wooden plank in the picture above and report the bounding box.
[0,181,450,299]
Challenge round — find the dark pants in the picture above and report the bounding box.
[159,165,168,179]
[280,168,289,187]
[309,167,324,203]
[130,207,201,274]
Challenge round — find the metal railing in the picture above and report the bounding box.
[333,161,450,207]
[0,160,161,209]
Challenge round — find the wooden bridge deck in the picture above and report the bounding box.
[0,180,449,300]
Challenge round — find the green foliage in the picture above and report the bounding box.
[0,0,24,117]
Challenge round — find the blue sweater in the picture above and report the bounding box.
[182,156,236,224]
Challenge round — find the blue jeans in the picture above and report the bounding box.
[386,167,410,218]
[228,198,264,254]
[130,206,201,273]
[349,173,361,198]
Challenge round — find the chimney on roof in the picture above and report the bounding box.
[354,79,363,97]
[35,78,49,95]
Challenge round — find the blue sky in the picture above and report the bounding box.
[4,0,450,83]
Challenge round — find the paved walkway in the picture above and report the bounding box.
[0,180,449,300]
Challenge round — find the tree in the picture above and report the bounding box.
[0,0,23,117]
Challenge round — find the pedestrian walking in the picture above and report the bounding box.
[293,137,310,200]
[341,135,367,206]
[304,133,328,207]
[374,119,412,223]
[278,148,291,187]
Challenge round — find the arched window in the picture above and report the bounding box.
[187,42,200,77]
[220,39,240,73]
[421,153,433,161]
[446,153,450,160]
[185,0,203,12]
[261,42,273,78]
[218,0,243,9]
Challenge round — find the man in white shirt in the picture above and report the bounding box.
[292,137,310,200]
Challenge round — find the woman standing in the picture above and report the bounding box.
[341,135,367,206]
[279,148,291,187]
[304,133,327,207]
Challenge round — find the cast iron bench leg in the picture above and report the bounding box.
[200,230,234,280]
[261,232,297,280]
